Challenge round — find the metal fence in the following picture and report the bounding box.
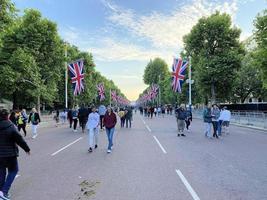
[192,109,267,130]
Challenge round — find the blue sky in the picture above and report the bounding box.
[13,0,267,100]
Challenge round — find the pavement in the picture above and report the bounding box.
[11,113,267,200]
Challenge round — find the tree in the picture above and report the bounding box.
[183,12,244,103]
[143,58,169,85]
[0,0,16,45]
[254,9,267,88]
[0,9,65,109]
[232,52,263,103]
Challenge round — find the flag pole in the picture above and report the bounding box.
[109,89,111,107]
[65,43,68,109]
[188,57,192,110]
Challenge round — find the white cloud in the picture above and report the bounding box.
[104,0,239,50]
[88,38,174,63]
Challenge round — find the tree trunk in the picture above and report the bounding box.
[12,91,18,110]
[37,95,41,115]
[211,82,216,104]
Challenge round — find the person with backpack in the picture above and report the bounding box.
[28,108,41,139]
[8,112,17,127]
[103,107,117,153]
[86,106,100,153]
[118,108,126,128]
[17,109,28,137]
[0,109,31,200]
[175,106,187,137]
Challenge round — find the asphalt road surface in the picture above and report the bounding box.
[11,113,267,200]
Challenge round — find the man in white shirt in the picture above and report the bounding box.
[86,106,100,153]
[219,107,231,135]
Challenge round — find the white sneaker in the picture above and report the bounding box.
[74,130,78,132]
[107,150,111,153]
[32,135,37,139]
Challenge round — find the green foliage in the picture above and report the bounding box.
[254,9,267,88]
[0,6,126,109]
[143,58,169,85]
[183,12,244,103]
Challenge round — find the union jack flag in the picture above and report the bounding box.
[172,58,188,93]
[111,90,117,102]
[68,59,85,96]
[150,84,159,99]
[97,83,105,101]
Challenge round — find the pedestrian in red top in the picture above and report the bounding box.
[103,107,117,153]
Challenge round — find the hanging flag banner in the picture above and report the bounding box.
[68,59,85,96]
[171,58,188,93]
[97,83,105,101]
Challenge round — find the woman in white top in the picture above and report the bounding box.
[86,106,100,153]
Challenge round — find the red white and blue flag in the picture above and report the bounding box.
[172,58,188,93]
[68,59,85,96]
[111,90,117,102]
[97,83,105,101]
[150,84,159,99]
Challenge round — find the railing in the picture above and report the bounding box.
[192,109,267,130]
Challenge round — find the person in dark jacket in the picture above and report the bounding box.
[0,109,30,200]
[125,107,132,128]
[28,108,41,139]
[8,112,17,127]
[67,109,73,128]
[103,107,117,153]
[203,104,212,138]
[185,109,193,131]
[78,105,89,133]
[175,106,187,137]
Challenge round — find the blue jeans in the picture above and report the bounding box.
[106,127,115,150]
[0,157,19,195]
[218,120,223,136]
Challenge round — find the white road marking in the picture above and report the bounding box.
[176,169,200,200]
[51,137,83,156]
[153,136,167,154]
[140,116,146,125]
[146,125,152,132]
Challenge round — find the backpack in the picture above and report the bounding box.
[18,116,24,125]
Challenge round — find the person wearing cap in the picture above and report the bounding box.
[0,109,30,200]
[86,106,100,153]
[103,107,117,153]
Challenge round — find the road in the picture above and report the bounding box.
[11,113,267,200]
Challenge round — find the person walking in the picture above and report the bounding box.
[8,112,17,127]
[203,104,212,139]
[219,106,231,135]
[98,105,107,131]
[0,109,30,200]
[86,106,100,153]
[78,105,89,133]
[154,107,157,117]
[72,107,79,132]
[150,106,154,119]
[28,108,41,139]
[67,109,73,128]
[175,106,187,137]
[125,107,132,128]
[17,109,28,137]
[185,108,192,131]
[211,105,220,138]
[118,108,126,128]
[103,107,117,153]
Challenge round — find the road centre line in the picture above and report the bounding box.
[153,136,167,154]
[51,137,83,156]
[146,125,152,132]
[176,169,200,200]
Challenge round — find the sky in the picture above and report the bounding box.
[12,0,267,101]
